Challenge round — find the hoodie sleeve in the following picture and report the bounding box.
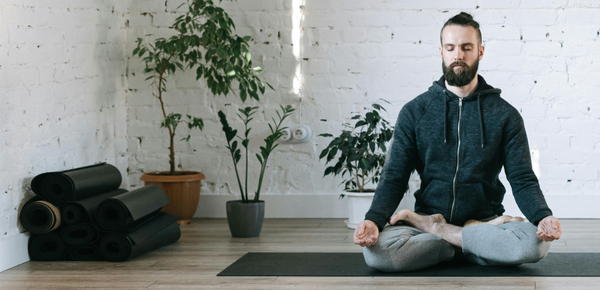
[364,103,419,231]
[502,113,552,225]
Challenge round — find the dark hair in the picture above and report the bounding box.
[440,12,482,45]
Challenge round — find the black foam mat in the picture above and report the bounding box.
[67,244,102,261]
[95,185,170,231]
[61,189,128,226]
[28,232,68,261]
[98,212,181,262]
[217,252,600,277]
[19,197,62,234]
[31,163,122,205]
[60,223,99,245]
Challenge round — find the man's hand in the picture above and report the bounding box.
[536,215,562,242]
[354,220,379,247]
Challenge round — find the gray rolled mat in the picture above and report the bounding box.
[99,212,181,262]
[67,244,102,261]
[59,223,99,245]
[19,197,61,234]
[28,232,67,261]
[31,163,122,205]
[61,189,128,226]
[95,185,170,231]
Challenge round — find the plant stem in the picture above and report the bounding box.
[157,58,176,175]
[255,158,268,202]
[231,154,245,201]
[156,27,187,175]
[361,170,366,192]
[244,119,249,202]
[224,136,245,201]
[353,158,362,192]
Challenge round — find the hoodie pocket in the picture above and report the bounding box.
[453,182,495,224]
[415,179,452,215]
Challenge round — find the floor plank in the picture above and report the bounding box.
[1,218,599,289]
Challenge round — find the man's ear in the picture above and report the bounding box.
[479,45,485,60]
[439,46,443,58]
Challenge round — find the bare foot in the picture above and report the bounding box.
[390,209,447,234]
[464,215,527,227]
[391,209,464,247]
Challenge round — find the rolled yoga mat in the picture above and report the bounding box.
[99,212,181,262]
[28,231,68,261]
[61,189,128,225]
[59,223,99,245]
[20,197,62,234]
[31,163,122,205]
[95,185,170,231]
[67,244,102,261]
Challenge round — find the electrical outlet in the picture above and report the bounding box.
[278,124,312,144]
[280,128,292,141]
[293,127,307,140]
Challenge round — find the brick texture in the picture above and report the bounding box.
[126,1,600,204]
[0,1,128,242]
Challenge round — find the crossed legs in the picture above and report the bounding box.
[363,209,550,272]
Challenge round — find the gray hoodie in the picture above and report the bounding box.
[365,75,552,230]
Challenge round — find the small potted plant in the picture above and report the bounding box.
[318,100,394,229]
[132,0,270,224]
[218,105,294,237]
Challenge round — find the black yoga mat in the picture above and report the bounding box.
[98,212,181,262]
[61,189,128,225]
[218,252,600,277]
[95,185,170,231]
[31,163,122,205]
[67,244,102,261]
[28,232,68,261]
[20,197,62,234]
[59,223,99,245]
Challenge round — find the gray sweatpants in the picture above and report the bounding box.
[363,221,551,272]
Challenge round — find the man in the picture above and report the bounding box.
[354,12,562,272]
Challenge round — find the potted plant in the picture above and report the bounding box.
[218,105,294,237]
[318,100,395,229]
[132,0,270,224]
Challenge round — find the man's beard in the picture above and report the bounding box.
[442,58,479,87]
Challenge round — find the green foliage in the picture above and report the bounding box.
[131,0,271,174]
[318,100,394,192]
[218,105,295,202]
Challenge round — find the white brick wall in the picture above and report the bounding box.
[0,0,128,249]
[3,0,599,252]
[126,0,600,217]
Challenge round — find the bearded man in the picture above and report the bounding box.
[353,12,562,272]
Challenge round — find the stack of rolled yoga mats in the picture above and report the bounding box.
[21,163,181,262]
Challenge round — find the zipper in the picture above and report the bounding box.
[450,98,463,223]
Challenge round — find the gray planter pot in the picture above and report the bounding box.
[226,200,265,238]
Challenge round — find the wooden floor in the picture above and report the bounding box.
[1,218,599,289]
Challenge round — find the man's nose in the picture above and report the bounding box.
[454,50,464,61]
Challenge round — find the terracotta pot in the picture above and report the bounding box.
[140,171,205,225]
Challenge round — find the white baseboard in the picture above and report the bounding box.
[195,194,600,219]
[0,233,30,273]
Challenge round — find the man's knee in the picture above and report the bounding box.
[500,223,551,264]
[363,231,454,272]
[507,235,550,264]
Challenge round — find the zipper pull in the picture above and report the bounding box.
[459,98,463,108]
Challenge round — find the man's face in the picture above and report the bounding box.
[439,25,484,87]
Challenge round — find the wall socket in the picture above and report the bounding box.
[279,124,312,144]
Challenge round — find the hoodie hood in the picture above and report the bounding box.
[430,75,502,148]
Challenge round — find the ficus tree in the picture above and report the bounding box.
[132,0,272,175]
[318,100,395,192]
